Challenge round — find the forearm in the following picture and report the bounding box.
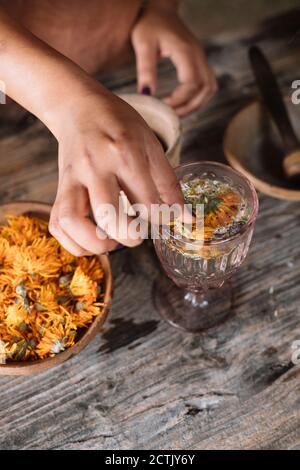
[0,8,106,139]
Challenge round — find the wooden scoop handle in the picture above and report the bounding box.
[249,46,300,181]
[249,46,299,153]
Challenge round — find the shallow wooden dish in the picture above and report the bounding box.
[224,99,300,200]
[0,201,113,376]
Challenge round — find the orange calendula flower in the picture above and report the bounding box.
[0,238,10,263]
[72,303,104,328]
[70,266,98,302]
[36,324,76,358]
[78,257,104,282]
[0,215,48,246]
[204,190,241,230]
[176,178,247,243]
[0,214,106,362]
[59,246,77,272]
[5,304,28,326]
[10,237,61,279]
[33,284,59,312]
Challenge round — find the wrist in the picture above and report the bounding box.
[40,66,107,141]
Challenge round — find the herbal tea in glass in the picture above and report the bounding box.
[153,161,259,332]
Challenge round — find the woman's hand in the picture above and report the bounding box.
[131,0,218,116]
[49,88,187,256]
[0,6,190,256]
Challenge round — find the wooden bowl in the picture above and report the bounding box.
[224,99,300,200]
[0,201,113,376]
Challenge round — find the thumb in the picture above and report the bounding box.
[132,39,158,95]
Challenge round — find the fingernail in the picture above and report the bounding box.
[141,86,151,96]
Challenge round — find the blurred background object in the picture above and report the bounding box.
[180,0,300,37]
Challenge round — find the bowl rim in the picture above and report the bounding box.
[0,201,113,376]
[223,100,300,201]
[118,92,181,158]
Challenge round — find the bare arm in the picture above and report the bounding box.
[0,7,186,255]
[0,7,106,139]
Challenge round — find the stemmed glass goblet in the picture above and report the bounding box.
[153,161,259,333]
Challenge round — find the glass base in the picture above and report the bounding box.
[152,273,233,333]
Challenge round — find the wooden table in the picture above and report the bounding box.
[0,8,300,450]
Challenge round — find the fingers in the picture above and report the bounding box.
[164,82,199,109]
[146,137,193,224]
[116,146,160,213]
[49,183,118,256]
[163,49,199,108]
[146,137,183,205]
[49,220,93,257]
[112,134,192,224]
[163,45,218,116]
[132,38,158,95]
[175,81,215,116]
[88,174,144,247]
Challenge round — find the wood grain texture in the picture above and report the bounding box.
[0,9,300,450]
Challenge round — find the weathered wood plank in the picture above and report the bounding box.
[0,8,300,450]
